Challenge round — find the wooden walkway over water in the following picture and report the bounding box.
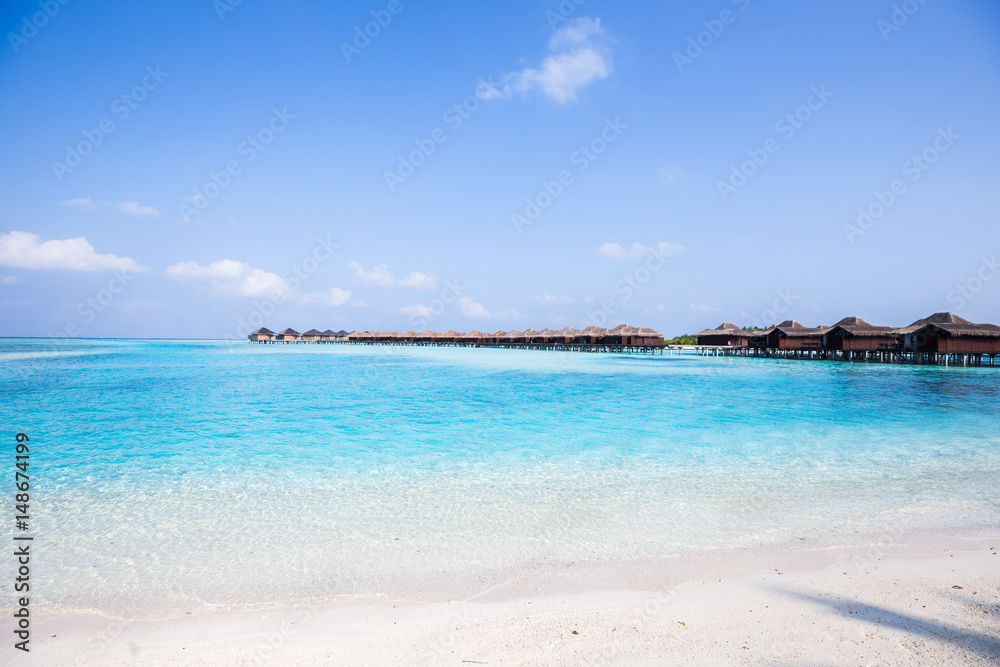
[688,345,999,367]
[251,340,669,354]
[250,339,998,366]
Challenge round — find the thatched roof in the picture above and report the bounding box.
[695,322,748,337]
[911,319,1000,338]
[537,327,558,337]
[579,325,606,336]
[462,330,484,339]
[251,327,274,335]
[504,330,523,339]
[493,330,507,337]
[637,327,663,337]
[278,328,300,336]
[895,312,975,334]
[556,326,578,336]
[768,320,828,336]
[302,329,323,336]
[827,317,895,337]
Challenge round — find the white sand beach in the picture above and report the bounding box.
[17,531,999,665]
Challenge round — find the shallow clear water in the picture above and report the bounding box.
[2,339,998,617]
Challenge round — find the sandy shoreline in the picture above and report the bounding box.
[14,531,1000,665]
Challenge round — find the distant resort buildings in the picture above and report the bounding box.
[246,312,1000,366]
[248,324,665,350]
[695,312,1000,366]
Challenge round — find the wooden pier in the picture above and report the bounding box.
[250,339,668,355]
[687,345,999,367]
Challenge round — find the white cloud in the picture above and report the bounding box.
[0,275,22,284]
[598,241,684,260]
[0,231,147,272]
[166,260,290,299]
[299,287,352,306]
[689,303,722,314]
[61,197,97,211]
[347,261,438,289]
[491,18,611,104]
[167,259,354,306]
[117,201,158,217]
[400,297,524,321]
[458,297,524,320]
[536,294,575,304]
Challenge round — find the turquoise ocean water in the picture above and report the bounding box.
[2,338,998,617]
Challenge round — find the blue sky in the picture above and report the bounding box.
[1,0,998,338]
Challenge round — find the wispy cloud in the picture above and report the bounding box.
[117,201,159,217]
[486,18,612,104]
[689,303,721,314]
[60,197,97,211]
[0,231,147,272]
[167,258,353,305]
[61,198,159,216]
[299,287,352,306]
[347,262,438,289]
[536,294,575,304]
[401,297,524,321]
[658,165,683,187]
[0,275,22,284]
[598,241,684,260]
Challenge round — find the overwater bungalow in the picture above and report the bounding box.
[463,330,485,344]
[756,320,828,349]
[696,323,751,347]
[577,325,606,344]
[537,327,558,344]
[249,327,275,342]
[635,327,665,346]
[822,317,897,351]
[301,329,324,342]
[276,328,301,342]
[902,313,1000,354]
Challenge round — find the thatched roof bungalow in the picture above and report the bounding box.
[823,317,898,351]
[760,320,829,349]
[696,323,750,346]
[554,326,578,343]
[276,328,301,341]
[635,327,664,346]
[462,330,485,344]
[301,328,323,342]
[901,312,1000,353]
[248,327,275,342]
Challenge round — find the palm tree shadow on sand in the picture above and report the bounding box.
[775,589,1000,662]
